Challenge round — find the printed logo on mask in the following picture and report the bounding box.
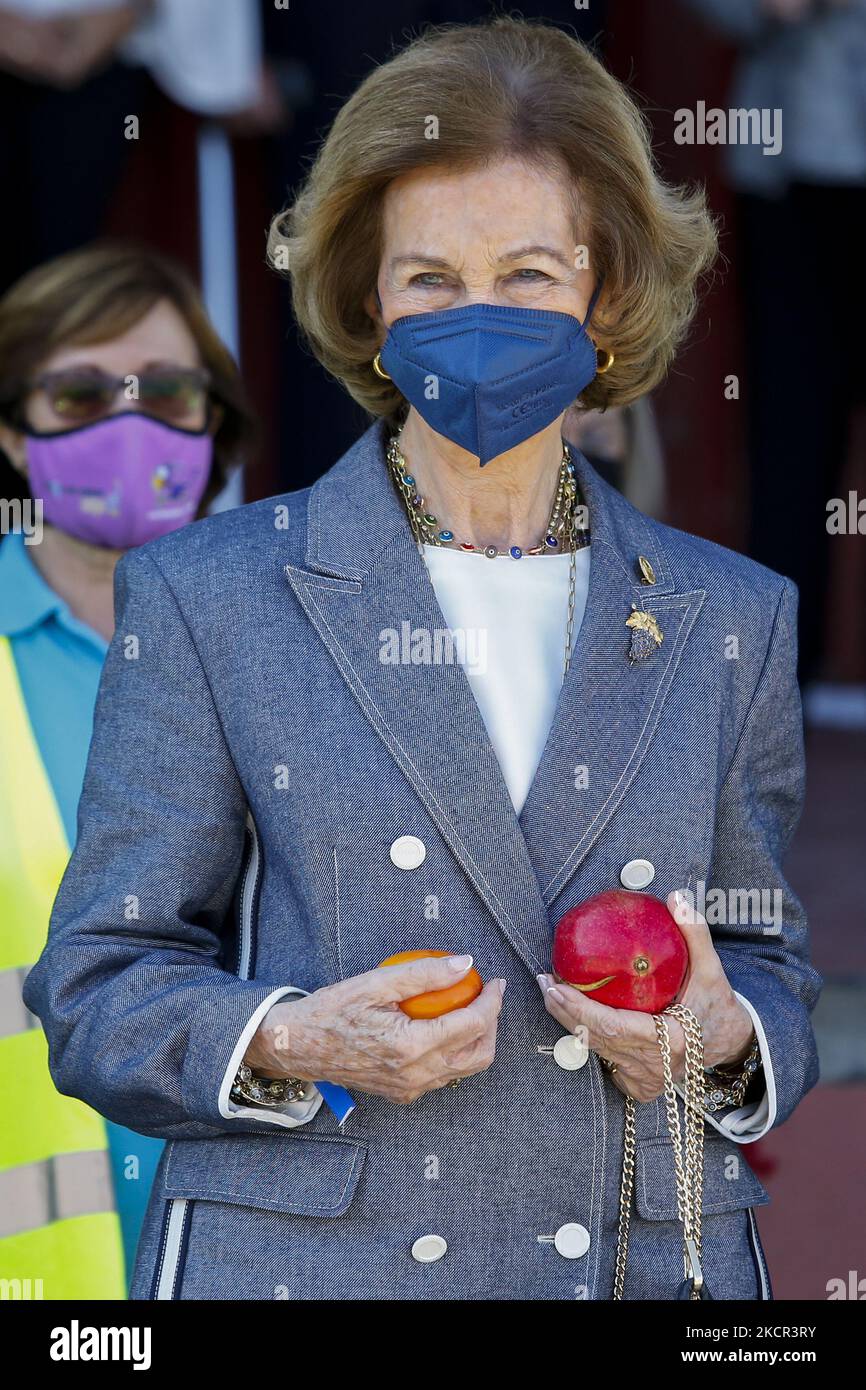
[26,412,213,549]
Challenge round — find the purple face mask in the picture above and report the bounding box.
[25,411,213,550]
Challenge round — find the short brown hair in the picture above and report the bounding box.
[0,241,256,509]
[269,16,717,423]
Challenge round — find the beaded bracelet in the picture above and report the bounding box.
[702,1039,762,1113]
[230,1061,312,1108]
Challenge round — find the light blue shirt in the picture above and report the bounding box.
[0,531,164,1289]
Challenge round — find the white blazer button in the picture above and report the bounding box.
[620,858,655,890]
[553,1035,588,1070]
[411,1234,447,1263]
[390,836,426,870]
[554,1223,591,1259]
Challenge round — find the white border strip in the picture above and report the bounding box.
[155,1198,189,1301]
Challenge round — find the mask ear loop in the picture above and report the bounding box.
[583,277,614,375]
[582,277,604,328]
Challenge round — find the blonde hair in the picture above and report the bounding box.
[268,16,717,423]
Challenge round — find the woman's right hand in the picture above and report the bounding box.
[244,955,506,1104]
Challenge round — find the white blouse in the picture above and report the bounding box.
[421,544,591,814]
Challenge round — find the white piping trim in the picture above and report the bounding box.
[237,810,260,980]
[748,1208,772,1300]
[155,1199,189,1300]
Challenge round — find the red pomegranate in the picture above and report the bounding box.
[552,890,688,1013]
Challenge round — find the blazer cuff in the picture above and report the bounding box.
[674,991,776,1144]
[218,986,323,1129]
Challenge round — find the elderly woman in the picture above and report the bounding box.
[26,19,819,1302]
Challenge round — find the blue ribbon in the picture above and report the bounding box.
[315,1081,355,1125]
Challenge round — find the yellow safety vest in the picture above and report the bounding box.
[0,634,126,1299]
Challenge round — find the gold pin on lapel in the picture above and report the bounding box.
[626,604,663,664]
[638,555,657,586]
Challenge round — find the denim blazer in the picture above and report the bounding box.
[24,417,821,1301]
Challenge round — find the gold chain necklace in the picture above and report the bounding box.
[613,1004,709,1301]
[386,432,588,678]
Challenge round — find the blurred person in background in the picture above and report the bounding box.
[0,242,255,1296]
[0,1,152,295]
[563,398,667,519]
[0,0,272,292]
[683,0,866,696]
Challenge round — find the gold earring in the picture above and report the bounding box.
[596,347,615,375]
[372,352,391,381]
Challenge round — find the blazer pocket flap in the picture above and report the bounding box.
[163,1134,367,1218]
[634,1136,770,1221]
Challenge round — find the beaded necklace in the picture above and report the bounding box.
[386,432,590,677]
[386,432,587,558]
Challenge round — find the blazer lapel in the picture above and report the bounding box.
[284,420,554,975]
[517,449,706,906]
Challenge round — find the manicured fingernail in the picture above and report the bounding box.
[498,979,507,996]
[547,987,565,1004]
[536,973,547,987]
[448,954,473,971]
[673,890,693,920]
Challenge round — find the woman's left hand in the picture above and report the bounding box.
[536,890,756,1104]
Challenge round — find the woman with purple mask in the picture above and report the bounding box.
[0,242,255,1297]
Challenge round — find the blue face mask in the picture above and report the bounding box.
[376,283,602,466]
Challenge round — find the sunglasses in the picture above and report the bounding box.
[30,366,212,427]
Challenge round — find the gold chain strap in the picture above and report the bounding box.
[612,1075,637,1300]
[668,1002,706,1280]
[612,1004,706,1301]
[563,502,577,679]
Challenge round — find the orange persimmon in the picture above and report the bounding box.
[377,949,483,1019]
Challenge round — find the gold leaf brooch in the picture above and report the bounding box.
[626,604,663,664]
